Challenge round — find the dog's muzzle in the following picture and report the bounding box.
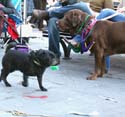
[51,58,60,65]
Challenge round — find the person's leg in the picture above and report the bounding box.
[33,0,40,9]
[32,1,92,20]
[40,0,47,10]
[97,8,125,22]
[48,17,61,60]
[105,56,110,73]
[49,2,92,18]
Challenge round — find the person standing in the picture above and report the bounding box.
[33,0,47,10]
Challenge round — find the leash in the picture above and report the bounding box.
[99,12,119,21]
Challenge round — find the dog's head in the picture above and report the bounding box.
[30,49,58,67]
[57,9,91,35]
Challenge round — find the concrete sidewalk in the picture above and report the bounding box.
[0,28,125,117]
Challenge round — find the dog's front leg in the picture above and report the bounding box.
[22,74,28,87]
[37,74,47,91]
[87,52,102,80]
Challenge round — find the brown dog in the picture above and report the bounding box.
[57,9,125,80]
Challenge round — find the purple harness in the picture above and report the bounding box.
[14,44,29,52]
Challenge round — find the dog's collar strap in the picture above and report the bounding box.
[76,15,90,34]
[33,60,41,67]
[82,19,97,42]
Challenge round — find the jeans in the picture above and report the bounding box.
[48,17,61,58]
[96,8,125,22]
[49,2,92,18]
[48,2,92,58]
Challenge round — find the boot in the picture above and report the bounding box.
[32,9,49,20]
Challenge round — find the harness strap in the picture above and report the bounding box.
[76,15,90,34]
[33,59,41,67]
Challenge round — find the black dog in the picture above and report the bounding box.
[0,48,58,91]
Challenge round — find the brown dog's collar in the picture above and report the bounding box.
[76,15,90,34]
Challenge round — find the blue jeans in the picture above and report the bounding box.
[49,2,92,18]
[48,17,61,58]
[96,8,125,22]
[48,2,92,58]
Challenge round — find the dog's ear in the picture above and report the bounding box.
[29,50,37,59]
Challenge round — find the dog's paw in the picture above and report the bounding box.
[5,83,11,87]
[86,72,98,80]
[22,81,28,87]
[41,87,48,91]
[86,75,97,80]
